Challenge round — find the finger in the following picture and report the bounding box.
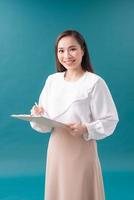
[65,124,76,129]
[71,131,80,137]
[31,106,43,115]
[70,131,76,136]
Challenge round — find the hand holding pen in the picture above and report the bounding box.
[31,102,44,116]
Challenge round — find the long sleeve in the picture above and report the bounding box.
[83,78,119,141]
[30,76,52,133]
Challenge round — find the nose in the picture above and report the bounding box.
[64,50,71,58]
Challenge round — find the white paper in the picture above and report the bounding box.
[11,114,66,128]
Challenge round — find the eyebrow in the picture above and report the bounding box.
[58,45,77,49]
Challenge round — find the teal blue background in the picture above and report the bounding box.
[0,0,134,199]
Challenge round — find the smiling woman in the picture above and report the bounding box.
[30,30,119,200]
[55,30,94,73]
[57,37,84,73]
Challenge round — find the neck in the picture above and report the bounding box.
[64,68,85,81]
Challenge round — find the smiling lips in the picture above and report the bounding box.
[64,60,75,64]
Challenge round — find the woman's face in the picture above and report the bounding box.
[57,36,84,71]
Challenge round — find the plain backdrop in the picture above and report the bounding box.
[0,0,133,199]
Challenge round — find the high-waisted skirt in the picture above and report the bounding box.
[44,127,105,200]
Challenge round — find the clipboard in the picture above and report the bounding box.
[11,114,66,128]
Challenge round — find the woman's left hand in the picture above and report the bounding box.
[66,123,88,137]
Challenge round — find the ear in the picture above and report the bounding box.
[82,47,84,56]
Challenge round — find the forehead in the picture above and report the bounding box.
[57,36,80,48]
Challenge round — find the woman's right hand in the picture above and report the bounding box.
[31,104,44,116]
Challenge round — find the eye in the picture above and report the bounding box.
[58,49,64,53]
[70,48,76,51]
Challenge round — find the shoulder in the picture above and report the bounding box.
[47,72,63,82]
[85,72,106,87]
[86,72,111,95]
[48,72,63,79]
[40,72,63,94]
[43,72,64,87]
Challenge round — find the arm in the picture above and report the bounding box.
[83,78,119,141]
[30,77,52,133]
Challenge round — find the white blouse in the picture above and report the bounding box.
[30,71,119,141]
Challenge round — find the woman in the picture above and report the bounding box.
[30,30,119,200]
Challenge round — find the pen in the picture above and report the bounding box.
[35,102,38,107]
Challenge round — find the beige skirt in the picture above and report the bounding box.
[44,127,105,200]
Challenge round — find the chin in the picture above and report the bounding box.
[63,64,77,69]
[64,66,77,70]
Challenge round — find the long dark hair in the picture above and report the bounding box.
[55,30,94,73]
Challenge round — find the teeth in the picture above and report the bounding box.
[65,60,74,64]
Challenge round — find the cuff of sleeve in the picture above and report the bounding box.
[83,132,91,141]
[30,121,51,133]
[83,120,105,141]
